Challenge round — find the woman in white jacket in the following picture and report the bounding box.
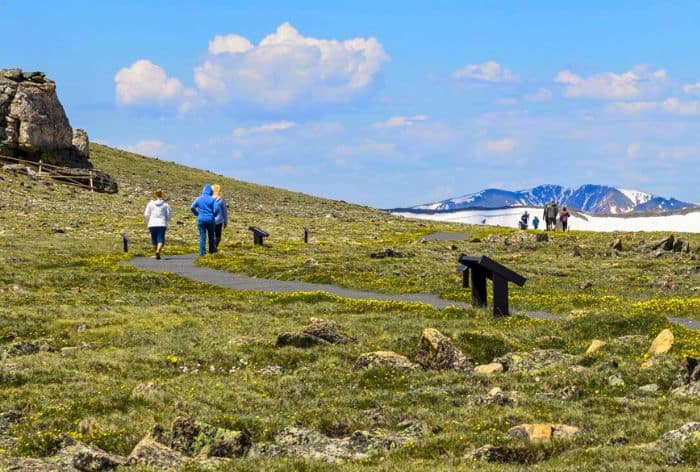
[144,188,172,259]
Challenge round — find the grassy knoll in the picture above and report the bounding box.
[0,144,698,470]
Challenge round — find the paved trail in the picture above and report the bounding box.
[127,254,699,330]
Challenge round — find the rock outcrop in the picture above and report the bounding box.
[0,68,91,167]
[414,328,472,372]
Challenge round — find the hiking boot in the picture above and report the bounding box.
[156,252,161,260]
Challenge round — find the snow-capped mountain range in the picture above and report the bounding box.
[410,184,696,215]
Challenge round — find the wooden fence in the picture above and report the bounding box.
[0,154,117,193]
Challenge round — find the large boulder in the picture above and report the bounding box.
[0,68,90,168]
[414,328,472,372]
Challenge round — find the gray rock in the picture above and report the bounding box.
[167,416,251,458]
[657,422,700,443]
[415,328,472,372]
[638,384,659,395]
[276,332,330,348]
[493,349,573,373]
[128,433,187,469]
[72,129,89,160]
[353,351,419,370]
[0,69,90,168]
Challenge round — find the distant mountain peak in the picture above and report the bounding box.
[411,184,696,215]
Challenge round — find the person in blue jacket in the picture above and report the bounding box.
[190,183,221,256]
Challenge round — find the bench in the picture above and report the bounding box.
[457,254,527,316]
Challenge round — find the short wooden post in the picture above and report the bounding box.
[471,266,488,307]
[303,227,310,243]
[38,160,42,174]
[493,274,509,316]
[89,171,94,192]
[121,233,130,252]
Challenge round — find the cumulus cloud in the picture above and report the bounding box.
[194,22,389,113]
[114,60,196,111]
[122,139,171,157]
[523,88,553,102]
[452,61,519,83]
[555,65,666,99]
[233,120,296,138]
[372,114,428,128]
[208,34,253,54]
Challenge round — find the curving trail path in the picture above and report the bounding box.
[127,254,699,330]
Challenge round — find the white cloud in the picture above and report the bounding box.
[372,114,428,128]
[452,61,518,83]
[114,60,195,111]
[605,98,700,116]
[233,120,296,138]
[682,82,700,95]
[660,98,700,115]
[477,137,517,155]
[194,22,389,112]
[524,88,553,102]
[555,65,666,99]
[657,145,698,161]
[208,34,253,54]
[122,139,171,157]
[335,140,396,156]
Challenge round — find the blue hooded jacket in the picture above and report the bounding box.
[190,184,221,223]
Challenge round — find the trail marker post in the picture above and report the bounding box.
[457,254,526,316]
[248,226,269,246]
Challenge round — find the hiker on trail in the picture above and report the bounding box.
[211,184,229,251]
[190,183,221,256]
[144,188,172,260]
[519,211,529,229]
[543,201,558,231]
[559,206,571,231]
[532,216,540,229]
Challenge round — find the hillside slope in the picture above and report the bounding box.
[0,145,699,470]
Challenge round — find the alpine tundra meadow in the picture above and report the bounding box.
[1,2,700,470]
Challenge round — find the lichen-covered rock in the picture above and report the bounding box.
[276,332,330,348]
[255,422,425,462]
[671,357,700,398]
[469,387,517,407]
[0,69,89,168]
[473,362,504,376]
[353,351,419,370]
[302,318,356,344]
[508,423,580,442]
[656,422,700,443]
[166,416,251,458]
[494,349,573,373]
[128,433,187,469]
[467,443,544,464]
[414,328,471,372]
[649,328,674,356]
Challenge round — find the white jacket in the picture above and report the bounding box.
[144,199,172,227]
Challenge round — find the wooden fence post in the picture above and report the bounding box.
[89,171,94,192]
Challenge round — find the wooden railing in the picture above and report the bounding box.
[0,154,116,192]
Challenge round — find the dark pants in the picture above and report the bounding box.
[197,221,216,256]
[149,226,166,245]
[215,223,224,249]
[562,220,568,231]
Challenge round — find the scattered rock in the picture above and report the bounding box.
[638,384,659,395]
[468,443,544,464]
[606,435,629,446]
[302,318,356,344]
[128,431,188,469]
[0,410,22,432]
[579,281,593,290]
[608,374,625,387]
[131,381,166,401]
[656,422,700,444]
[494,349,573,373]
[473,362,504,376]
[69,441,127,471]
[276,332,330,348]
[414,328,472,372]
[469,387,517,407]
[369,248,409,258]
[670,356,700,398]
[585,339,606,354]
[167,416,252,458]
[255,422,425,462]
[508,423,580,442]
[353,351,419,370]
[649,329,674,356]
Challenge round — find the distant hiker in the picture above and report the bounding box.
[190,183,221,256]
[211,184,229,250]
[144,188,172,260]
[532,216,540,229]
[519,211,530,230]
[544,201,558,231]
[559,206,571,231]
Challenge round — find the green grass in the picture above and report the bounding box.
[0,144,698,470]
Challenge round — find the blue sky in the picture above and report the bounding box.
[3,0,700,207]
